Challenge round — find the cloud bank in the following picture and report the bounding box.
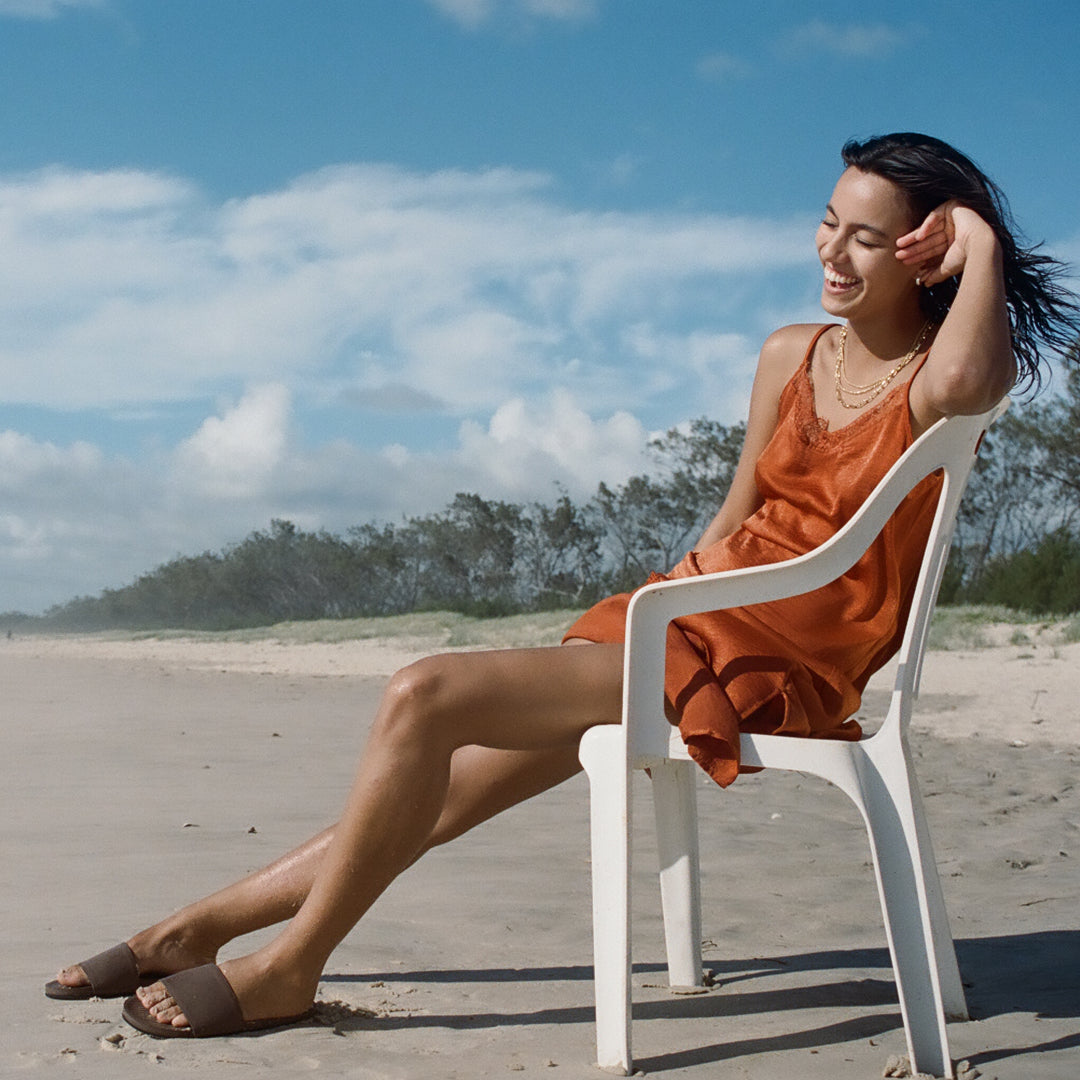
[0,161,813,611]
[0,163,805,413]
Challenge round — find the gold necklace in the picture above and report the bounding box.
[834,320,934,410]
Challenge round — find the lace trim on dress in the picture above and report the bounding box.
[797,328,922,448]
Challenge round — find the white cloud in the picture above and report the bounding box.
[777,20,914,59]
[0,159,821,610]
[174,384,291,499]
[621,326,758,423]
[0,428,103,486]
[0,429,147,610]
[425,0,492,25]
[0,0,105,17]
[1052,233,1080,279]
[456,390,647,496]
[424,0,600,28]
[0,386,658,611]
[522,0,598,18]
[0,163,810,414]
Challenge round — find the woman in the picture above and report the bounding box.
[47,133,1078,1038]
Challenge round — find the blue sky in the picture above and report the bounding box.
[1,0,1078,613]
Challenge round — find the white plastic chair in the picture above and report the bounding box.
[578,399,1008,1079]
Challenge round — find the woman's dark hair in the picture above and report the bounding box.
[841,132,1079,395]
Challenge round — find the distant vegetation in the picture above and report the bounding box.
[5,367,1079,632]
[939,364,1080,614]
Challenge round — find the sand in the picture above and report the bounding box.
[1,627,1077,1079]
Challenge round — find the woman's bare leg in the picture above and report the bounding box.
[137,641,622,1028]
[56,647,598,994]
[51,828,336,991]
[54,742,584,991]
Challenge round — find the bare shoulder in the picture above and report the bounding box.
[755,323,829,388]
[697,325,829,544]
[739,323,828,440]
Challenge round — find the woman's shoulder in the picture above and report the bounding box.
[756,323,834,385]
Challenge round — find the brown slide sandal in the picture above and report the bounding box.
[121,963,314,1039]
[45,943,156,1000]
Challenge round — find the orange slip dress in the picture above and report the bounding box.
[563,324,943,787]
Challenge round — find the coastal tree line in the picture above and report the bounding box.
[8,367,1080,631]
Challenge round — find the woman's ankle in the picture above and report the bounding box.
[126,914,221,971]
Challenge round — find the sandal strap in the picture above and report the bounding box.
[160,965,245,1037]
[80,943,140,997]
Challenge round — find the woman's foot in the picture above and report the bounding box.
[53,921,218,995]
[134,948,318,1031]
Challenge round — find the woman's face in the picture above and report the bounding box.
[815,167,921,321]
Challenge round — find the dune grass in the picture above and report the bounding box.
[116,609,584,651]
[927,605,1074,651]
[37,605,1077,652]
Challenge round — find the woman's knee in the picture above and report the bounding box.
[374,655,457,746]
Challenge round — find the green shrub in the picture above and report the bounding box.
[977,529,1080,615]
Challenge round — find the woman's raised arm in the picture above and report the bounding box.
[899,202,1016,426]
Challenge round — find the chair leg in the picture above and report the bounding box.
[650,759,703,988]
[906,767,968,1021]
[579,726,633,1076]
[859,760,955,1079]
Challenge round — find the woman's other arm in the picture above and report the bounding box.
[898,202,1016,427]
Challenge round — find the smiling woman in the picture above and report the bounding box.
[45,135,1080,1058]
[840,132,1078,399]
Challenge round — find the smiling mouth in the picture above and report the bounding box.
[824,267,860,289]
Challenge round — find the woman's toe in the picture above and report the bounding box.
[136,982,168,1008]
[155,1000,187,1026]
[135,983,188,1027]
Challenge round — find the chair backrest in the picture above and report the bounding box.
[885,398,1009,721]
[622,398,1008,759]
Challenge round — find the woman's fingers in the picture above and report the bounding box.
[897,201,954,249]
[897,201,962,283]
[896,231,948,263]
[898,214,940,250]
[900,203,999,288]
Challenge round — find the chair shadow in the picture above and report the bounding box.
[645,930,1080,1072]
[321,929,1080,1069]
[956,929,1080,1020]
[954,929,1080,1070]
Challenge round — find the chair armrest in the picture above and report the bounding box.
[621,520,894,758]
[620,400,1006,759]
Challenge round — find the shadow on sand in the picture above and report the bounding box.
[321,929,1080,1070]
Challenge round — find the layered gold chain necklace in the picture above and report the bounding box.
[834,320,935,410]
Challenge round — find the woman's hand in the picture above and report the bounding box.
[895,201,1000,287]
[901,200,1014,426]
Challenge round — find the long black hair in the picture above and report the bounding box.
[841,132,1079,396]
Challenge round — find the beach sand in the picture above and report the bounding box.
[2,626,1077,1079]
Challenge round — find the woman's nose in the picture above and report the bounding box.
[820,232,844,262]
